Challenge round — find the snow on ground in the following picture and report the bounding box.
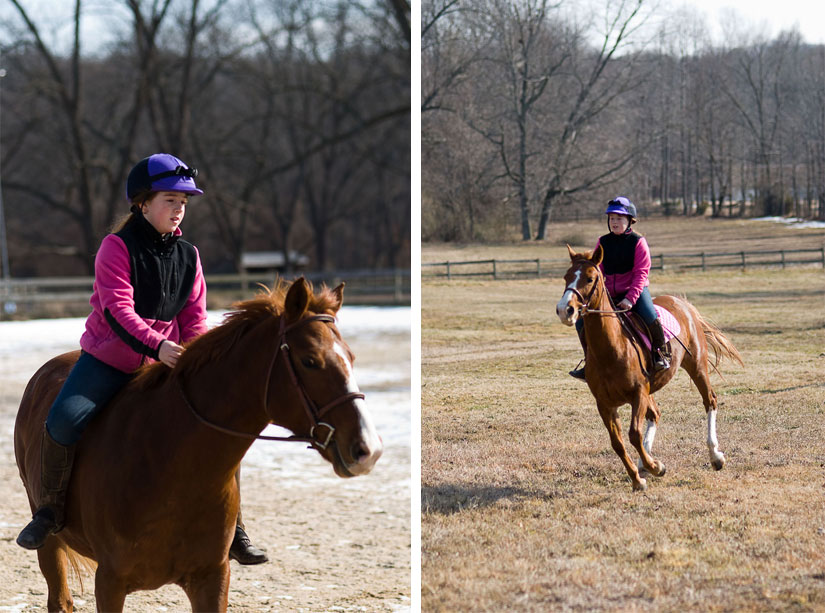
[753,216,825,230]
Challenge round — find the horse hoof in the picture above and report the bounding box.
[633,478,648,492]
[657,462,667,477]
[711,456,725,471]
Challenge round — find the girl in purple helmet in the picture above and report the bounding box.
[569,196,670,380]
[17,154,267,565]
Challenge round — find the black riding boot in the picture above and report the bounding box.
[228,466,268,565]
[569,324,587,380]
[16,428,76,550]
[229,523,269,565]
[648,318,671,371]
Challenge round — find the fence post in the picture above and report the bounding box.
[821,247,824,268]
[741,251,746,271]
[701,252,706,272]
[492,260,498,280]
[536,258,541,277]
[659,254,664,270]
[781,250,785,269]
[446,262,451,281]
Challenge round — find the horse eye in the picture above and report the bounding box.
[301,357,319,369]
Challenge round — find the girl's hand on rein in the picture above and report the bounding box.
[617,299,633,310]
[159,340,184,368]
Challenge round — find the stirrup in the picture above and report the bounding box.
[569,361,586,380]
[653,351,670,371]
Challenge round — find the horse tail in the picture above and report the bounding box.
[65,546,97,594]
[687,302,743,368]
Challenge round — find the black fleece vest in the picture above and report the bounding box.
[114,215,198,322]
[599,231,642,276]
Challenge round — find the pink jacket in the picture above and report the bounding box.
[80,231,208,373]
[595,235,651,305]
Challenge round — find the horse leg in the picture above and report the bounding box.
[628,393,666,479]
[37,538,73,612]
[598,403,647,491]
[685,361,726,470]
[636,397,663,478]
[181,562,230,613]
[94,566,127,612]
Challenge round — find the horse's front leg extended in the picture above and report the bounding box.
[629,394,666,479]
[598,403,647,491]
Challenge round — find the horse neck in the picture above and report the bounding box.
[582,284,626,357]
[174,318,280,468]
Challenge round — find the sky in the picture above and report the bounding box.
[674,0,825,45]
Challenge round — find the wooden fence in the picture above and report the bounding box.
[422,247,825,280]
[0,269,410,319]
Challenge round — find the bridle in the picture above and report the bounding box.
[565,262,629,317]
[178,313,364,451]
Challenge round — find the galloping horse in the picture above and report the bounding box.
[556,246,742,491]
[14,277,383,611]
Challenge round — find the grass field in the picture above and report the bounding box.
[421,217,825,612]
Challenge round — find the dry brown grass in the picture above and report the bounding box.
[422,217,825,612]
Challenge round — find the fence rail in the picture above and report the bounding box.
[0,269,410,318]
[422,248,825,280]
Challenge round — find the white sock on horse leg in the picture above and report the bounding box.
[707,409,725,466]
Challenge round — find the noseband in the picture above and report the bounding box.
[178,313,364,450]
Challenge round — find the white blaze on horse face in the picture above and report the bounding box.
[333,341,383,475]
[556,270,581,325]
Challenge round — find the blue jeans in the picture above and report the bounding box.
[45,352,134,446]
[575,287,659,332]
[630,287,658,325]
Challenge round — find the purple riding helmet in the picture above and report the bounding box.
[605,196,637,232]
[126,153,203,201]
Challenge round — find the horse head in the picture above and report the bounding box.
[266,278,383,478]
[556,244,605,326]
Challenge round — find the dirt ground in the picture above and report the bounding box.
[0,326,411,612]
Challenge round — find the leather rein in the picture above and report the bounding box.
[177,313,364,450]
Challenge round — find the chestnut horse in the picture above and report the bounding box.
[14,278,383,611]
[556,246,742,491]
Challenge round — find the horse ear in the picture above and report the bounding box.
[330,283,345,313]
[592,244,604,266]
[566,244,577,261]
[284,277,310,321]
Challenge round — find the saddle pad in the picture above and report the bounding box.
[636,305,681,351]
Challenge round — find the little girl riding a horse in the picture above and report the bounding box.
[569,196,670,379]
[16,153,266,564]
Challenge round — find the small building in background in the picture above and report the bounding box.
[241,251,310,276]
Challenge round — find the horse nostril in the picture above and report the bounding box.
[566,305,574,317]
[351,441,370,463]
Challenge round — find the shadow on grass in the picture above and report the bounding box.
[422,484,532,515]
[761,381,825,394]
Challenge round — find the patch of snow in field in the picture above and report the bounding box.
[753,216,825,229]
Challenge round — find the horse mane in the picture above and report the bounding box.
[132,279,340,391]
